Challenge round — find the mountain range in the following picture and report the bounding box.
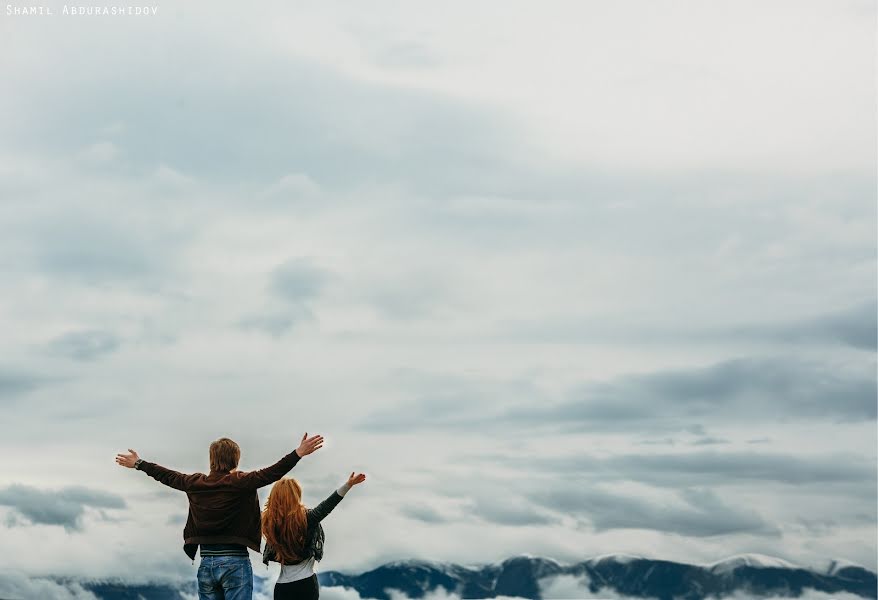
[319,553,877,600]
[24,553,877,600]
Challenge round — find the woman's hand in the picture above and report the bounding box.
[347,472,366,487]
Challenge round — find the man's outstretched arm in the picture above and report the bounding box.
[116,449,196,492]
[235,433,324,489]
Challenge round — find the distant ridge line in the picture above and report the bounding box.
[28,553,878,600]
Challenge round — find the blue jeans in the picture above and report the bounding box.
[197,555,253,600]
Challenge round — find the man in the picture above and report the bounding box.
[115,433,324,600]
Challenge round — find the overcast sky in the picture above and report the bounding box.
[0,0,875,592]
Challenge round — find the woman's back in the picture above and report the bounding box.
[263,473,366,600]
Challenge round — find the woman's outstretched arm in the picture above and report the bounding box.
[310,472,366,522]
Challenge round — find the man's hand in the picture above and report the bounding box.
[295,433,324,458]
[347,472,366,487]
[115,449,140,469]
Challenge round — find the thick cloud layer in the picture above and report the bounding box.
[0,485,126,531]
[0,573,98,600]
[361,356,877,432]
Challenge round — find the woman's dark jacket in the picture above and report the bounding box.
[263,489,345,565]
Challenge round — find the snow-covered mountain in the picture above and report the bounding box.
[827,558,872,577]
[42,553,877,599]
[702,552,799,575]
[319,553,877,600]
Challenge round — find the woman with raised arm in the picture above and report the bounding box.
[262,472,367,600]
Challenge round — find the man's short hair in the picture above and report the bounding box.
[209,437,241,472]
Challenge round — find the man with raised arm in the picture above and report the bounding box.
[115,433,324,600]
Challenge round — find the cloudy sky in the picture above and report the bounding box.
[0,0,875,592]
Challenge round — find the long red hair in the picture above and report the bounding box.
[262,478,309,564]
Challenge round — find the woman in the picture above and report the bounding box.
[262,472,367,600]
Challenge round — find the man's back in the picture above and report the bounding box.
[189,471,275,544]
[137,450,303,559]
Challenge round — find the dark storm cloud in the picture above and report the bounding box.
[0,484,126,531]
[478,449,875,485]
[725,300,877,351]
[601,452,875,487]
[530,485,776,537]
[498,300,878,351]
[46,330,121,361]
[359,356,876,433]
[533,357,877,428]
[447,449,877,536]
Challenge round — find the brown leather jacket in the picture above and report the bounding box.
[137,451,301,559]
